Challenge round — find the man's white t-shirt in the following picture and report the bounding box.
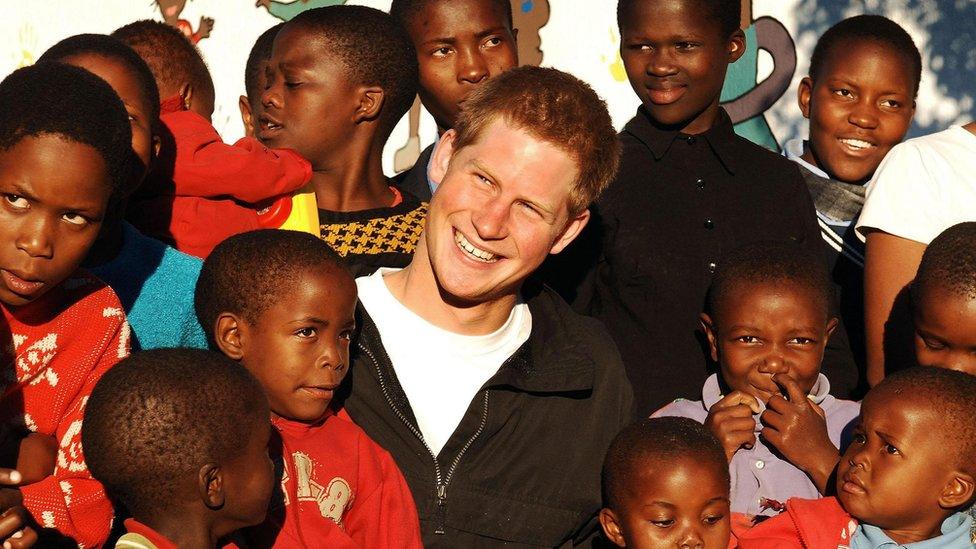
[856,125,976,245]
[356,268,532,456]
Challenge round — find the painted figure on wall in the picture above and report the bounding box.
[156,0,214,43]
[720,0,796,151]
[256,0,347,22]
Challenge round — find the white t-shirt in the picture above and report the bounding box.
[856,125,976,245]
[356,269,532,456]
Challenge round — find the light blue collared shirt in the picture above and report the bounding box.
[851,512,973,548]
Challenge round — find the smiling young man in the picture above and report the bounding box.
[340,66,633,548]
[574,0,858,419]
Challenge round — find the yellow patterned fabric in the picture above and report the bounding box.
[318,200,428,276]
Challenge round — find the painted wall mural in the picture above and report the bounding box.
[2,0,973,174]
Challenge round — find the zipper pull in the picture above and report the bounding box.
[434,483,448,534]
[437,483,447,504]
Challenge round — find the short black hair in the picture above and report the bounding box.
[244,23,284,103]
[287,6,418,139]
[602,417,728,509]
[869,366,976,478]
[0,62,132,195]
[38,33,161,128]
[390,0,513,31]
[912,222,976,310]
[112,19,214,101]
[617,0,741,37]
[195,230,352,345]
[810,15,922,97]
[82,348,267,518]
[706,241,833,324]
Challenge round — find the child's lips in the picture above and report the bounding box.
[300,385,337,400]
[841,472,867,495]
[0,269,45,298]
[645,83,687,105]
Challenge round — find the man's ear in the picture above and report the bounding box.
[354,86,385,125]
[179,82,194,111]
[598,508,627,547]
[727,28,746,63]
[198,463,225,509]
[214,313,246,360]
[239,95,255,138]
[700,312,719,362]
[798,77,814,120]
[429,128,458,187]
[550,208,590,255]
[939,472,975,510]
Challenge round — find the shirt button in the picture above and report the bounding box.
[755,460,765,469]
[696,178,705,189]
[707,262,717,273]
[685,135,697,145]
[704,219,714,230]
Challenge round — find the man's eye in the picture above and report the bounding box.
[433,47,452,57]
[295,327,316,338]
[922,337,946,351]
[485,36,502,47]
[62,212,88,226]
[285,81,301,89]
[339,330,353,341]
[4,194,28,209]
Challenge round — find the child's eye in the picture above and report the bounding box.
[284,81,301,89]
[832,88,854,98]
[3,194,28,210]
[339,330,353,341]
[922,337,946,351]
[851,432,866,444]
[735,335,760,344]
[295,327,317,338]
[650,518,675,527]
[432,46,453,58]
[484,36,503,48]
[880,99,902,109]
[675,41,699,51]
[61,212,88,226]
[883,443,900,455]
[789,337,815,345]
[703,513,725,525]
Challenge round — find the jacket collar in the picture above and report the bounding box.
[623,106,738,175]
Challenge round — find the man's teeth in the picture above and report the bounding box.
[455,231,498,262]
[840,138,873,150]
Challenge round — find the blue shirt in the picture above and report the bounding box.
[90,222,208,351]
[851,513,974,548]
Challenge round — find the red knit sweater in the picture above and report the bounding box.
[245,411,422,549]
[128,99,311,258]
[2,271,129,548]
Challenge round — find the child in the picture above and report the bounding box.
[911,222,976,376]
[600,417,732,548]
[584,0,857,417]
[654,242,860,518]
[112,20,312,258]
[239,23,283,139]
[38,34,208,352]
[83,348,274,548]
[786,14,920,381]
[261,6,427,276]
[195,229,422,548]
[739,366,976,547]
[389,0,519,200]
[0,62,132,547]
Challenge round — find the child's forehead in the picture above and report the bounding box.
[410,0,510,32]
[622,0,726,35]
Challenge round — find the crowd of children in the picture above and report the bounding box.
[0,0,973,547]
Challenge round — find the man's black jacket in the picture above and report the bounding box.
[341,283,634,547]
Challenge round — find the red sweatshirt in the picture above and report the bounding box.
[736,497,858,549]
[2,271,129,547]
[129,98,311,258]
[246,412,422,549]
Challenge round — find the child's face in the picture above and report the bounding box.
[239,265,357,423]
[240,59,271,139]
[620,0,744,135]
[600,457,731,549]
[703,282,836,404]
[61,54,157,181]
[406,0,518,131]
[0,136,110,308]
[799,39,915,185]
[914,287,976,376]
[216,409,275,533]
[837,390,962,542]
[259,25,358,167]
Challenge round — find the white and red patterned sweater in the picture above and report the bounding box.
[1,271,129,548]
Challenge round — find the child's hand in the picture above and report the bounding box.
[704,391,760,462]
[0,506,36,549]
[760,374,839,493]
[14,434,56,486]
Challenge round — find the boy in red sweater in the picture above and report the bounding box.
[83,349,274,549]
[112,20,311,258]
[196,230,423,548]
[0,63,133,546]
[738,367,976,548]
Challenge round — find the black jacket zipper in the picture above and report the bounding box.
[359,341,492,535]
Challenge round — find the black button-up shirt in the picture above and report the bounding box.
[581,108,857,415]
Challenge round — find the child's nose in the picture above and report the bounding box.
[645,50,678,77]
[457,49,489,85]
[16,217,54,259]
[677,524,704,549]
[758,348,789,374]
[848,102,880,129]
